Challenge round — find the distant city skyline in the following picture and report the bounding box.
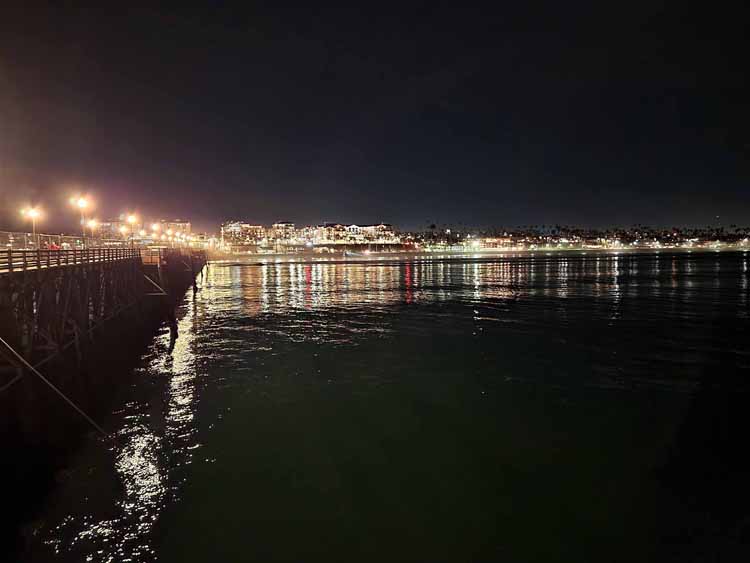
[2,5,749,233]
[3,196,749,239]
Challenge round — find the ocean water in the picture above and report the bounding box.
[22,252,750,562]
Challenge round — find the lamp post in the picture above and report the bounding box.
[87,219,98,244]
[119,225,129,247]
[70,196,90,247]
[126,214,138,248]
[20,207,41,248]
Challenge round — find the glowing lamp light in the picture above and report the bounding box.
[70,196,89,209]
[20,207,42,237]
[119,226,129,235]
[126,214,138,225]
[139,229,147,237]
[151,223,161,232]
[87,219,98,229]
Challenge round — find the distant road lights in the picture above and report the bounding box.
[151,223,161,232]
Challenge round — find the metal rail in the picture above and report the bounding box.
[0,230,127,251]
[0,248,141,274]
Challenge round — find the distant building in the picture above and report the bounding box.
[161,220,191,236]
[218,219,401,251]
[221,222,266,241]
[272,222,295,239]
[361,223,396,240]
[313,223,346,243]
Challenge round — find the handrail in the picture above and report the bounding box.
[0,248,142,274]
[0,248,207,274]
[0,230,128,251]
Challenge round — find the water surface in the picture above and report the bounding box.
[25,252,750,562]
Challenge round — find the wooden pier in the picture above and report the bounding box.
[0,247,206,399]
[0,245,207,555]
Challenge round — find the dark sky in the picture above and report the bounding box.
[1,3,748,232]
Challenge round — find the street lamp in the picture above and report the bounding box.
[20,207,41,247]
[151,223,161,232]
[119,225,129,240]
[124,215,139,248]
[21,207,41,234]
[69,196,90,243]
[87,219,98,241]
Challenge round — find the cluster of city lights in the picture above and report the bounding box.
[116,215,198,243]
[18,196,196,245]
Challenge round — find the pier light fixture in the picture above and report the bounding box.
[69,196,91,241]
[69,196,89,210]
[21,207,42,239]
[21,207,41,219]
[87,219,99,238]
[126,214,138,225]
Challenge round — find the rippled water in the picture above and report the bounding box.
[24,252,750,562]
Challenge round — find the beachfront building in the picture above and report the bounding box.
[219,220,401,249]
[272,222,295,240]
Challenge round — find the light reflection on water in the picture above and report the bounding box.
[31,252,750,562]
[41,294,200,562]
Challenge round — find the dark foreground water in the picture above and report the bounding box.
[20,252,750,562]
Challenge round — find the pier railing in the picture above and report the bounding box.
[0,230,125,251]
[1,248,141,274]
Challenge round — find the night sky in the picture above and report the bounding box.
[1,3,748,232]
